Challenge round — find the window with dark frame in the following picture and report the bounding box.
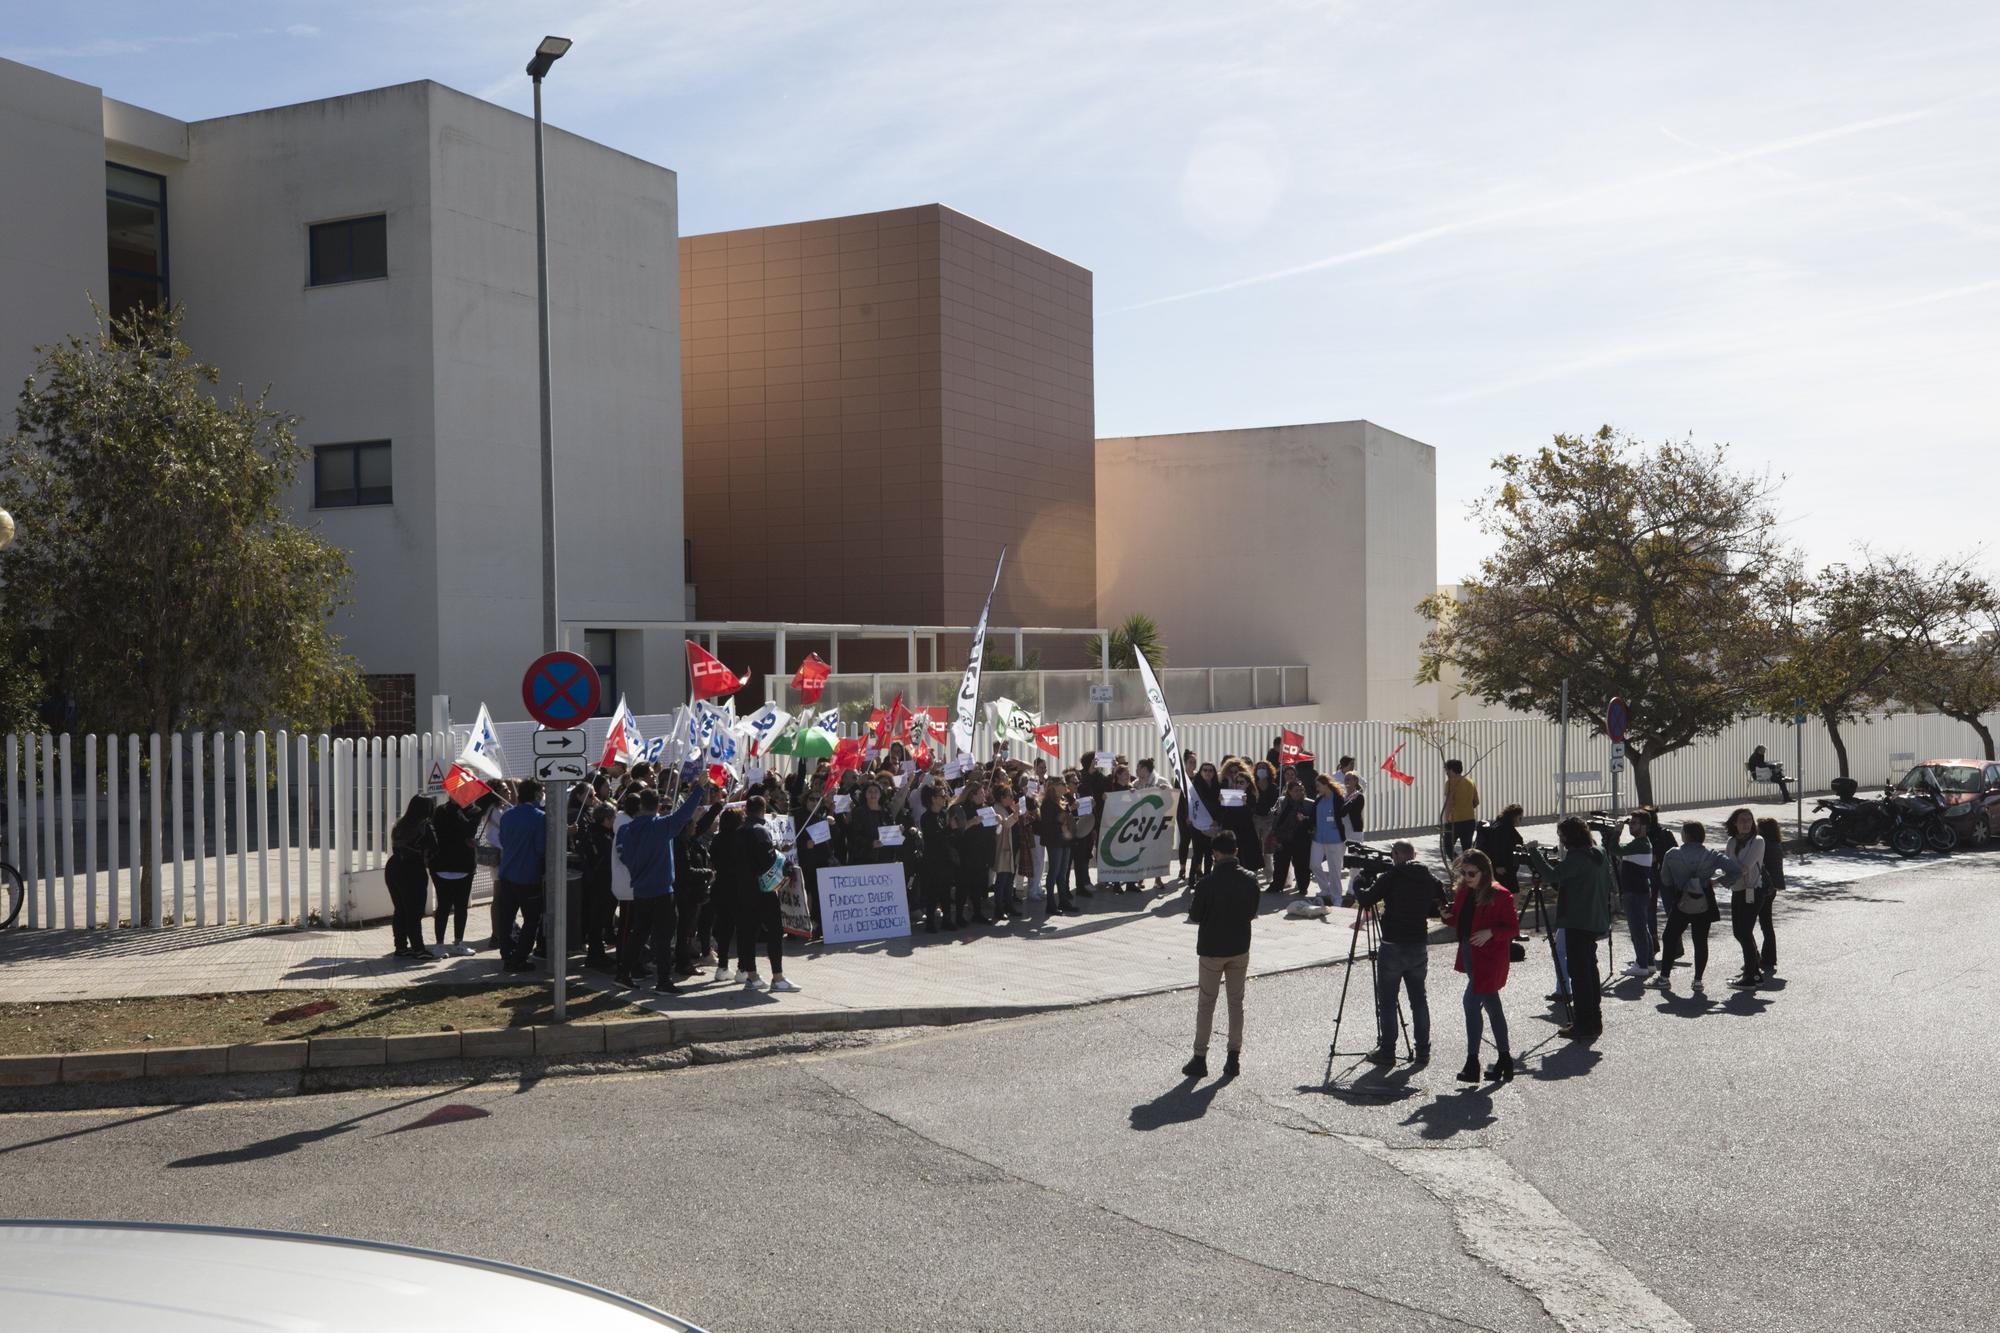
[308,214,388,285]
[106,163,168,322]
[314,441,393,508]
[584,630,618,716]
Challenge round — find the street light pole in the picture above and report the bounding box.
[528,34,572,1019]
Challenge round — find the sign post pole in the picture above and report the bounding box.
[521,651,602,1023]
[1605,696,1629,819]
[1557,679,1570,818]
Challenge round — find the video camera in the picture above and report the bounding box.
[1344,842,1395,891]
[1582,809,1623,844]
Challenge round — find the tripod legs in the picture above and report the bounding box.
[1327,910,1411,1070]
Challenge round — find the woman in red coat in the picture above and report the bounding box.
[1442,849,1519,1083]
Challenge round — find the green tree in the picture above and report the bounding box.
[1419,427,1784,807]
[0,304,369,921]
[1897,592,2000,760]
[1757,555,1985,777]
[1085,613,1166,671]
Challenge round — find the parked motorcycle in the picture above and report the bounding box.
[1888,776,1958,857]
[1807,778,1896,852]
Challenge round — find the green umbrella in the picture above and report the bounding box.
[768,722,837,758]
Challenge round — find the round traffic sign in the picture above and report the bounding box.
[1606,696,1629,743]
[521,651,601,728]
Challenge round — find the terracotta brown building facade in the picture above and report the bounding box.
[680,205,1095,670]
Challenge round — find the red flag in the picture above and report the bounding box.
[707,762,734,788]
[873,694,909,752]
[442,764,491,808]
[825,736,866,792]
[790,653,832,705]
[1279,729,1314,767]
[1033,723,1061,758]
[913,741,932,770]
[686,640,749,701]
[1380,742,1416,786]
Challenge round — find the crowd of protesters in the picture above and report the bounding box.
[386,727,1791,1095]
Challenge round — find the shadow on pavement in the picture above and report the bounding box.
[1129,1074,1233,1130]
[0,1103,186,1158]
[1527,1040,1602,1081]
[1400,1088,1496,1139]
[167,1081,481,1169]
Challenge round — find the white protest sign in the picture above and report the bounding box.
[978,805,998,827]
[768,814,796,850]
[899,761,917,776]
[817,862,913,944]
[1075,796,1095,816]
[832,794,852,813]
[879,825,905,847]
[1095,788,1176,882]
[1219,788,1246,807]
[805,821,832,845]
[1025,780,1042,798]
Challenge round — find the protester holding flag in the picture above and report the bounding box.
[428,794,481,954]
[385,795,438,962]
[1185,760,1223,884]
[495,780,550,973]
[1176,748,1200,882]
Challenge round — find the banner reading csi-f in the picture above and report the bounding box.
[1095,788,1177,882]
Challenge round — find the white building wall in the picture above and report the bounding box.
[171,85,443,712]
[1360,422,1438,719]
[1095,421,1436,720]
[0,59,106,389]
[425,85,683,718]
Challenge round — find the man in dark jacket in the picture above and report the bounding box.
[616,780,710,994]
[1525,818,1612,1040]
[1183,830,1261,1079]
[1354,841,1447,1064]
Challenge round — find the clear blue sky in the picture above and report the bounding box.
[11,1,1997,581]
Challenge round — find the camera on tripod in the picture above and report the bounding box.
[1345,842,1394,891]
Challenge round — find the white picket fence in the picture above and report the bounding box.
[0,712,691,932]
[1051,709,2000,837]
[5,707,1992,931]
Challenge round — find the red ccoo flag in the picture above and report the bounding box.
[442,763,491,808]
[1033,723,1061,758]
[873,693,909,752]
[790,653,832,705]
[686,640,750,701]
[1380,742,1416,786]
[1279,728,1314,767]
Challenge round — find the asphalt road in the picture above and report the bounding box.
[2,847,1993,1331]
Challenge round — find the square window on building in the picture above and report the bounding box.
[308,214,388,285]
[314,441,393,508]
[584,629,617,715]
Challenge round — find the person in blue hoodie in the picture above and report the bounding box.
[615,778,711,993]
[496,780,549,973]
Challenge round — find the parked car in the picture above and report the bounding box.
[0,1220,704,1331]
[1892,760,2000,849]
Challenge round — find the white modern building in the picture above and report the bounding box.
[0,57,686,728]
[1094,421,1438,720]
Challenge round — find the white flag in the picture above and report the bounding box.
[951,548,1007,757]
[813,707,841,737]
[738,701,793,758]
[599,695,643,768]
[986,696,1035,743]
[457,703,507,782]
[1133,649,1211,832]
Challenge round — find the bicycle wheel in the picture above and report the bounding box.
[0,860,24,928]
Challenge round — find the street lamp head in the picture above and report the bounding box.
[526,35,573,79]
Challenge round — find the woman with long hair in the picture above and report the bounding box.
[1724,808,1767,988]
[917,786,957,932]
[1754,816,1784,976]
[1441,848,1518,1082]
[386,794,438,962]
[1214,760,1265,880]
[951,779,997,927]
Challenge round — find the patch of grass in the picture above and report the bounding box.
[0,984,648,1056]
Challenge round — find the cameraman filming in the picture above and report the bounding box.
[1355,841,1448,1065]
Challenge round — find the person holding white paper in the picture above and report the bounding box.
[949,780,997,926]
[1037,776,1078,918]
[917,786,956,932]
[1310,772,1351,907]
[1214,762,1265,880]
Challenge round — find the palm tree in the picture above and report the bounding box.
[1085,614,1166,670]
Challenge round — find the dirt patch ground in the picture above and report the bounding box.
[0,983,647,1055]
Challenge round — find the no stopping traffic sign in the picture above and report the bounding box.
[521,651,601,729]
